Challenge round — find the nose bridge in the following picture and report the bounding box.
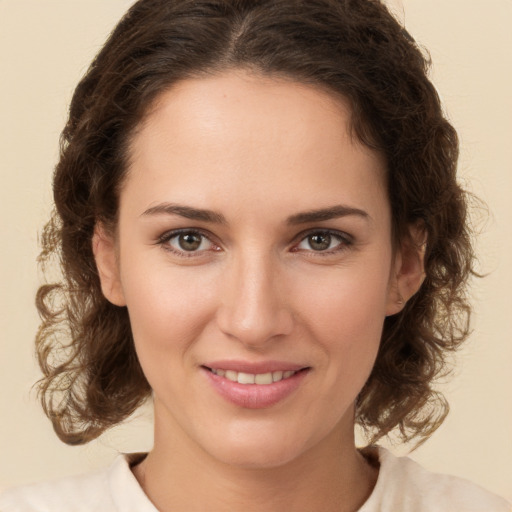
[216,247,292,346]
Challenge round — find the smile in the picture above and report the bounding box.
[203,365,310,409]
[208,368,298,385]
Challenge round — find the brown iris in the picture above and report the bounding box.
[308,233,331,251]
[178,233,202,251]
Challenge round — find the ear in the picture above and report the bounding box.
[386,223,427,316]
[92,223,126,307]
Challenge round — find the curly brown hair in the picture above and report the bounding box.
[36,0,474,446]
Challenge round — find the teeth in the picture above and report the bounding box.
[225,370,237,381]
[255,372,273,385]
[210,368,298,385]
[237,372,255,384]
[272,370,283,382]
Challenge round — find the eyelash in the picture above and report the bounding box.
[292,229,353,256]
[157,229,219,258]
[157,228,353,258]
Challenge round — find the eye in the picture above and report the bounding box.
[295,231,350,253]
[159,229,218,255]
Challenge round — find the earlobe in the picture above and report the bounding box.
[386,223,427,316]
[92,224,126,307]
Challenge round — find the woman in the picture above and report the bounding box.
[1,0,510,510]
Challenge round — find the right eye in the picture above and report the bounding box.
[159,230,218,256]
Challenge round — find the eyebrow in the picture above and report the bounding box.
[141,203,227,224]
[141,202,370,225]
[286,205,370,225]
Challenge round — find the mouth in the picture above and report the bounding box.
[202,363,310,409]
[204,367,307,385]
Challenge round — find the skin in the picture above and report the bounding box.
[94,70,424,512]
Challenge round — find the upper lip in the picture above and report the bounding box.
[202,360,308,374]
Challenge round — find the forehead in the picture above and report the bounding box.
[131,70,355,160]
[124,70,388,220]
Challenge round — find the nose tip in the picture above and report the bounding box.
[215,264,293,347]
[218,311,293,348]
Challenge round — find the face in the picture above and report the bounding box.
[96,70,406,469]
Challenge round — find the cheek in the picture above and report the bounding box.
[298,264,390,338]
[295,262,391,381]
[120,267,222,404]
[119,261,218,362]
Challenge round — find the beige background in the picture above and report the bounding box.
[1,0,511,501]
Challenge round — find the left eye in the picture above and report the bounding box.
[166,231,214,253]
[296,232,346,252]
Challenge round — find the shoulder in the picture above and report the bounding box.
[0,453,156,512]
[0,465,111,512]
[359,447,511,512]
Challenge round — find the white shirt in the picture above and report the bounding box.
[1,448,509,511]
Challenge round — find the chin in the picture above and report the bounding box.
[211,441,305,470]
[197,418,329,470]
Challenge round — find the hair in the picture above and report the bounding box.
[36,0,474,446]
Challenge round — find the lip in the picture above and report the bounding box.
[203,359,306,374]
[201,361,310,409]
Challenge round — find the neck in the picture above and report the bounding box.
[132,409,378,512]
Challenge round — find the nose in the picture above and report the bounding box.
[215,252,294,348]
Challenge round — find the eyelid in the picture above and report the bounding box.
[155,227,353,257]
[291,228,353,253]
[157,228,221,257]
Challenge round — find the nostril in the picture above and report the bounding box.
[215,304,294,347]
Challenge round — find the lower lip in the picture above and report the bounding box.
[202,367,309,409]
